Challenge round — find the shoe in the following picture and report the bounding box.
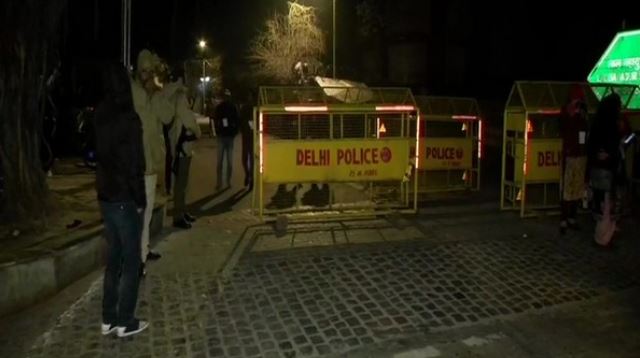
[173,218,192,229]
[146,251,161,261]
[139,263,146,278]
[183,213,197,223]
[117,319,149,338]
[101,323,118,336]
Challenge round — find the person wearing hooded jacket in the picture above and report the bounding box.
[95,62,148,337]
[130,49,179,272]
[587,93,626,248]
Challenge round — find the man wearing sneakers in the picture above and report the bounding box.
[95,63,148,338]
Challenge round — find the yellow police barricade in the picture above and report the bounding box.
[253,86,420,221]
[501,81,639,217]
[411,96,482,197]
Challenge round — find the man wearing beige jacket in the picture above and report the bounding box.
[130,49,178,273]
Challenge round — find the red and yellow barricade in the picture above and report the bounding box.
[253,86,419,221]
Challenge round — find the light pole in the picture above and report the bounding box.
[121,0,132,69]
[310,0,336,78]
[198,39,207,114]
[332,0,336,78]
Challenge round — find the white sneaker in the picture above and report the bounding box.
[117,320,149,338]
[101,323,118,336]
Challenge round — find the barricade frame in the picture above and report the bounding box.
[252,86,420,222]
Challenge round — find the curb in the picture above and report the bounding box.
[0,203,166,317]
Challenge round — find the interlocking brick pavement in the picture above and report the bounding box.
[19,223,640,358]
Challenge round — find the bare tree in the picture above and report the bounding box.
[250,2,326,84]
[0,0,67,223]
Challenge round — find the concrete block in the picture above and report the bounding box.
[0,257,57,316]
[55,235,104,289]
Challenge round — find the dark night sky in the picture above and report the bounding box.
[65,0,640,100]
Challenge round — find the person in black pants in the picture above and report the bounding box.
[239,91,255,189]
[95,63,149,338]
[214,89,240,190]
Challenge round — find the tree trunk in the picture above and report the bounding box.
[0,0,68,224]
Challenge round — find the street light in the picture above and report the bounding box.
[198,39,207,114]
[308,0,336,78]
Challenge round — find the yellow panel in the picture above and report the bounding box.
[263,138,409,183]
[412,138,474,170]
[526,139,563,182]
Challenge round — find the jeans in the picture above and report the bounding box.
[100,201,143,326]
[217,136,235,188]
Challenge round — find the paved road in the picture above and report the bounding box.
[1,138,640,358]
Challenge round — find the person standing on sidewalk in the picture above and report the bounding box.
[214,89,239,190]
[169,75,201,229]
[239,90,255,189]
[131,49,177,273]
[95,63,148,337]
[559,86,589,235]
[587,93,625,248]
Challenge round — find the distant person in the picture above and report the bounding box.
[587,93,625,248]
[239,91,255,189]
[559,87,588,235]
[95,63,148,337]
[169,75,201,229]
[214,89,239,190]
[131,49,178,273]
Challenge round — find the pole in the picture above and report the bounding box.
[126,0,131,69]
[332,0,336,78]
[121,0,126,66]
[202,59,206,114]
[121,0,131,69]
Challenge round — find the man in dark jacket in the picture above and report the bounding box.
[214,89,239,190]
[95,63,148,338]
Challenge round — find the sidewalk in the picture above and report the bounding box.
[2,195,639,357]
[3,137,640,357]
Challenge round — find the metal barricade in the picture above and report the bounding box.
[253,86,420,221]
[412,96,482,196]
[501,81,638,217]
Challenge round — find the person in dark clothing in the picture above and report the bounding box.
[239,91,255,189]
[559,86,589,235]
[587,93,625,248]
[214,89,239,190]
[95,63,149,338]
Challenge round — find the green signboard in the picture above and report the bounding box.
[588,29,640,109]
